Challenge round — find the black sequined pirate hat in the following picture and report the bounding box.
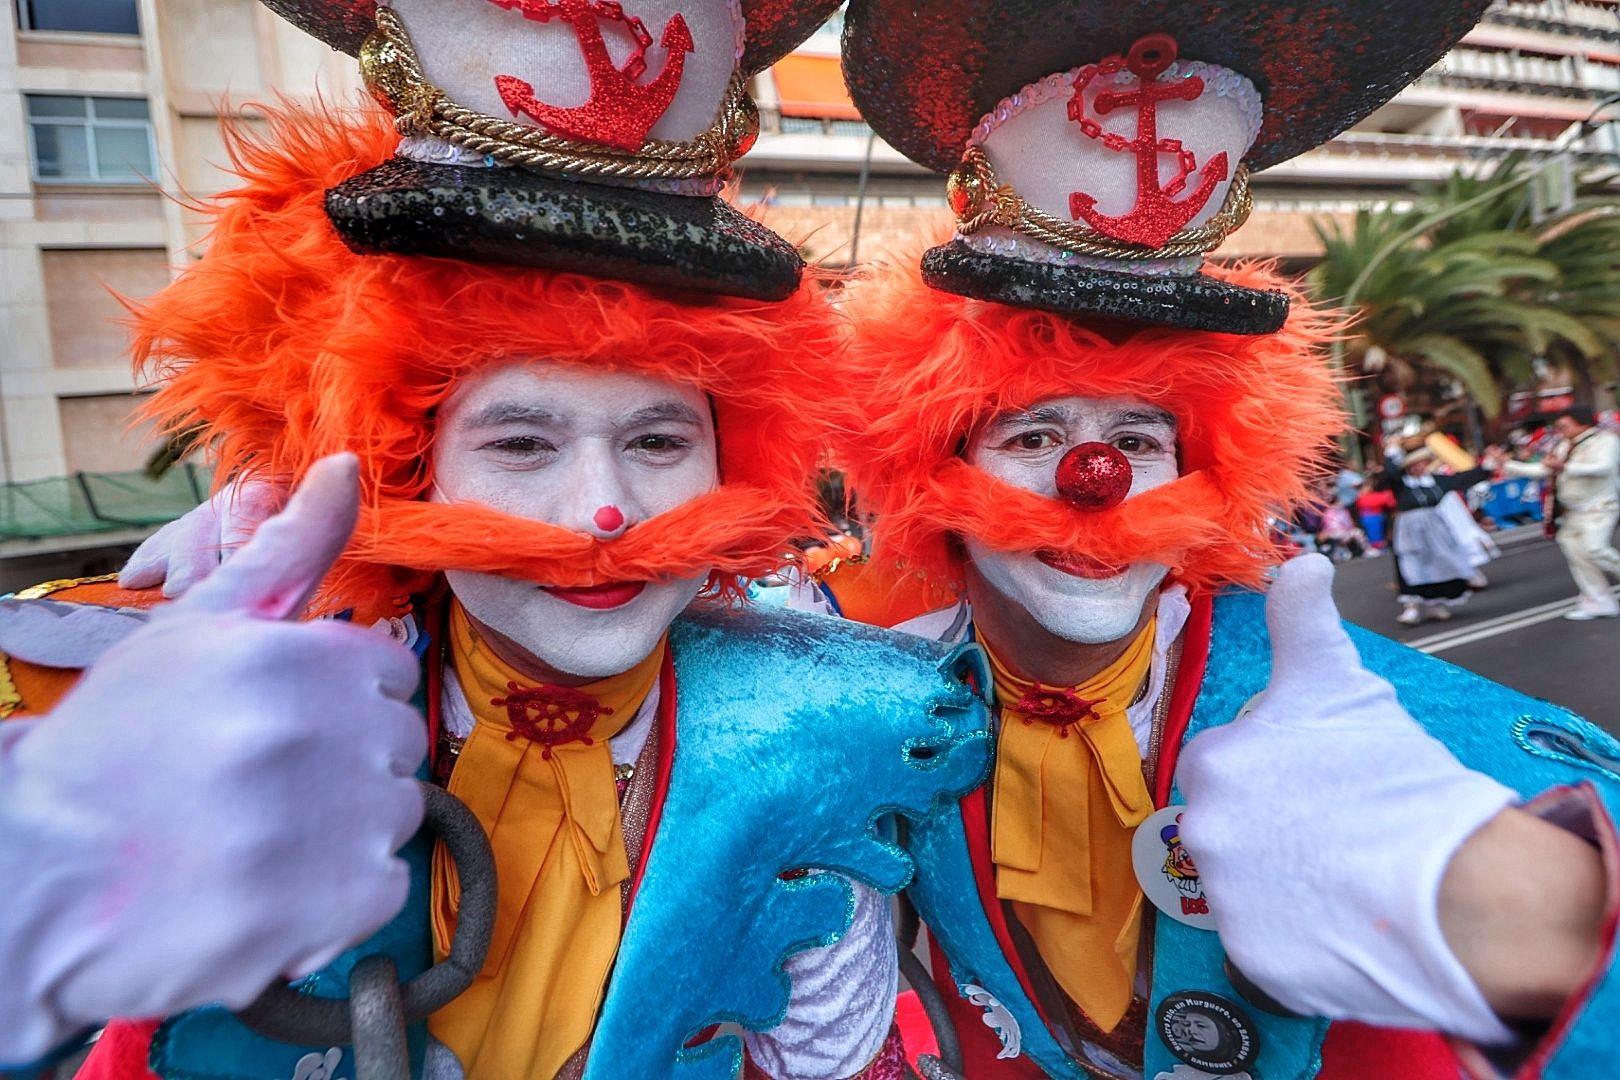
[842,0,1492,332]
[258,0,843,299]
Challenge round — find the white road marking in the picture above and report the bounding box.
[1409,584,1620,654]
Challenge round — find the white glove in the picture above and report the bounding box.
[0,455,426,1065]
[119,477,285,598]
[1176,554,1517,1045]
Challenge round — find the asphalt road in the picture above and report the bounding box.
[1331,523,1620,730]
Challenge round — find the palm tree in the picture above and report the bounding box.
[1312,153,1620,430]
[1312,212,1567,419]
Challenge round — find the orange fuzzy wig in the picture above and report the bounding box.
[832,253,1346,598]
[130,102,841,606]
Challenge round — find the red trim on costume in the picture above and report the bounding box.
[625,648,678,917]
[960,788,1046,1023]
[1153,591,1214,808]
[72,1019,160,1080]
[851,1022,911,1079]
[920,787,1052,1077]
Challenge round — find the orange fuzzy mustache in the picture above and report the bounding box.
[336,484,808,597]
[897,460,1285,592]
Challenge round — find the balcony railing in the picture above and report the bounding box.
[1434,46,1620,92]
[1324,129,1620,162]
[1484,0,1620,43]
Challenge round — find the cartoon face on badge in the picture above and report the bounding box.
[1160,814,1208,917]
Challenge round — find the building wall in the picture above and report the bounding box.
[0,0,357,484]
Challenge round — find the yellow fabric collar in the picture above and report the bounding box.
[984,620,1157,1033]
[429,601,664,1078]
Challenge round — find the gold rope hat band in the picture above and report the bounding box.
[947,144,1253,261]
[360,5,758,181]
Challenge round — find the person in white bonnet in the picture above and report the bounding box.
[1377,446,1496,625]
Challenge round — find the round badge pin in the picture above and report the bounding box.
[1132,805,1217,930]
[1155,991,1260,1075]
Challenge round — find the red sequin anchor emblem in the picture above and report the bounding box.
[491,682,612,758]
[1066,34,1229,249]
[486,0,695,152]
[1016,688,1103,738]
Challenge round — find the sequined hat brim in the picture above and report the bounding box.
[842,0,1492,175]
[326,159,804,301]
[260,0,842,75]
[920,241,1290,336]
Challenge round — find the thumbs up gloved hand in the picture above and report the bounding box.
[1175,554,1519,1045]
[0,455,426,1064]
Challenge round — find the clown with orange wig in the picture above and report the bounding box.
[786,2,1620,1078]
[0,0,993,1077]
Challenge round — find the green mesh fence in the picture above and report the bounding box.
[0,465,208,541]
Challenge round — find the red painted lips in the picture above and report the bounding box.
[1037,551,1121,580]
[541,581,647,609]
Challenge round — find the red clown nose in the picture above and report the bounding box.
[1055,442,1133,512]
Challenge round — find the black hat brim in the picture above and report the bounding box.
[921,241,1289,335]
[325,159,804,301]
[260,0,842,75]
[844,0,1492,174]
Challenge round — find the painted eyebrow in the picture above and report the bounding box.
[459,402,556,428]
[621,402,705,426]
[456,401,705,429]
[1114,406,1178,432]
[987,405,1070,431]
[986,404,1177,431]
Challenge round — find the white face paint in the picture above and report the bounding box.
[433,362,717,678]
[963,394,1179,645]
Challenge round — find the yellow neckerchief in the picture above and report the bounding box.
[430,601,664,1079]
[985,620,1157,1033]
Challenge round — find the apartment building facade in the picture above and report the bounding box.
[0,0,357,580]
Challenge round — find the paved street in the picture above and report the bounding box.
[1332,524,1620,730]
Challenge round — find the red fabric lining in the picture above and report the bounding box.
[1152,591,1213,807]
[961,788,1046,1026]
